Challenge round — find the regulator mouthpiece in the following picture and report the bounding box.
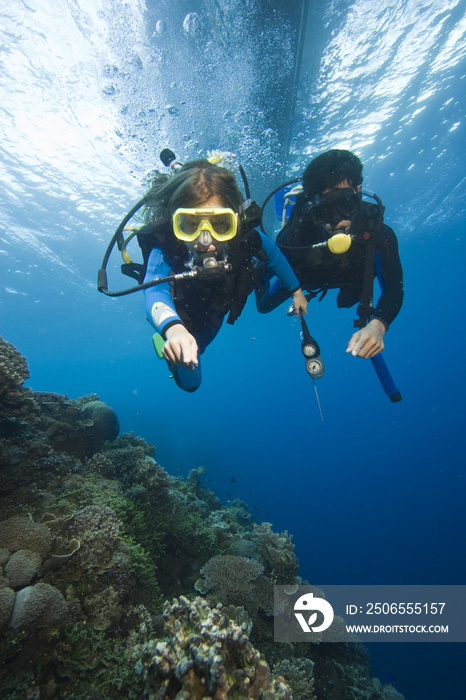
[312,232,352,255]
[327,232,352,254]
[195,257,232,277]
[203,256,219,270]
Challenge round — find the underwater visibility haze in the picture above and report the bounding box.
[1,0,466,698]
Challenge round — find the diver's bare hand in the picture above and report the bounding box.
[163,324,199,366]
[292,288,308,317]
[346,319,386,358]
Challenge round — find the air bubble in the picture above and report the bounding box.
[183,12,201,36]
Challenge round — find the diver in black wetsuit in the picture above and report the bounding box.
[259,149,403,359]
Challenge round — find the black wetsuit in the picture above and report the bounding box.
[276,193,403,328]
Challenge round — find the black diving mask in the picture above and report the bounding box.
[307,188,360,228]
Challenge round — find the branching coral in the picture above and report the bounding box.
[197,554,268,609]
[201,555,264,594]
[195,554,275,623]
[272,658,316,700]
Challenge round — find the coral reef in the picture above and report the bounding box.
[5,549,42,588]
[9,582,67,630]
[195,553,275,633]
[0,336,30,409]
[252,522,299,584]
[374,682,406,700]
[200,554,265,597]
[0,338,406,700]
[80,399,120,444]
[272,658,316,700]
[134,595,292,699]
[0,514,78,634]
[0,586,16,629]
[0,515,53,558]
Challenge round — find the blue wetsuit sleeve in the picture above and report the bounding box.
[258,232,301,292]
[143,247,183,336]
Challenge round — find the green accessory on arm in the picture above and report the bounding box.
[152,333,166,359]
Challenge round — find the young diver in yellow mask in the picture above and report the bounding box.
[137,158,307,392]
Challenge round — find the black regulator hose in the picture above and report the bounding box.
[238,164,251,200]
[97,270,199,298]
[97,195,148,294]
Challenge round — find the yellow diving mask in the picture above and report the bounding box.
[172,207,238,242]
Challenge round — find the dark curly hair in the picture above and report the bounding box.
[302,149,363,200]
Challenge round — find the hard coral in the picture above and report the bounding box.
[0,516,52,558]
[0,587,15,630]
[67,505,125,572]
[135,595,291,699]
[0,336,29,408]
[5,549,42,589]
[80,400,120,445]
[379,684,406,700]
[253,522,299,583]
[82,584,123,631]
[9,582,67,630]
[196,554,274,619]
[47,536,81,568]
[273,658,316,700]
[36,395,120,458]
[201,554,264,598]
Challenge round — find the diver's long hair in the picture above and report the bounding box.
[143,159,244,225]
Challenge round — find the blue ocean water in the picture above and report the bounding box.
[1,1,465,698]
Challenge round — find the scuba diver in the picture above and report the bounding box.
[132,157,308,392]
[258,149,403,361]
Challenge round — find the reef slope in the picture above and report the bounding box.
[0,337,404,700]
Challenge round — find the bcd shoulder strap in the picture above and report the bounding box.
[355,222,385,328]
[226,229,267,325]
